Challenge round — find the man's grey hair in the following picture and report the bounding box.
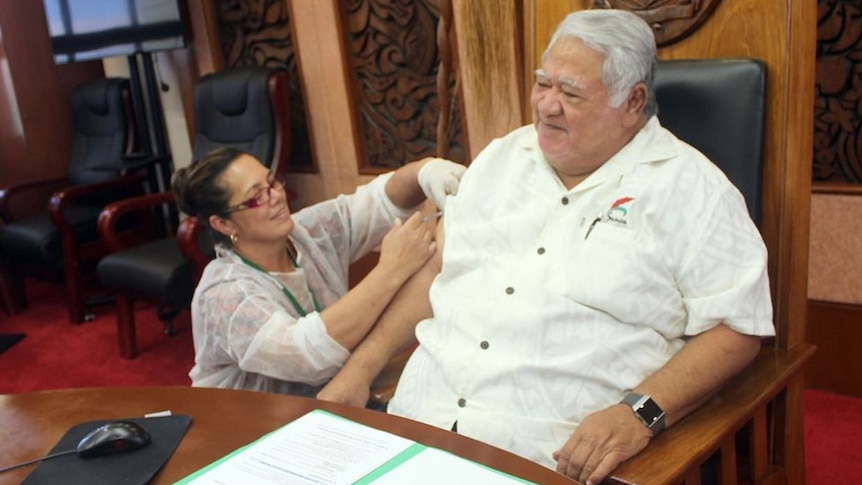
[543,9,658,117]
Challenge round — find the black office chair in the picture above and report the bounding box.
[97,66,292,359]
[0,77,147,323]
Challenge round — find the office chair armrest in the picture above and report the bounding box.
[0,176,68,223]
[177,216,212,286]
[605,344,816,485]
[98,191,177,252]
[47,174,147,234]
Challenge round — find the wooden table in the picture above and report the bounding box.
[0,386,578,484]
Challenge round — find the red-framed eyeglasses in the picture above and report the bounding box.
[222,174,284,215]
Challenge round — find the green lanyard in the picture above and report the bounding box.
[236,247,321,317]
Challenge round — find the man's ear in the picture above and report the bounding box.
[209,214,235,239]
[623,83,648,126]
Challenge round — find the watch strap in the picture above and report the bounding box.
[621,392,666,435]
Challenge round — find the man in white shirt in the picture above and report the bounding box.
[319,9,774,485]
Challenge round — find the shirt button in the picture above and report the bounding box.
[480,341,489,350]
[561,197,569,205]
[505,287,514,295]
[457,398,466,407]
[537,247,545,255]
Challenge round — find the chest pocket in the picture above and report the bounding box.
[549,219,679,327]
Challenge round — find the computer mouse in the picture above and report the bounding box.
[76,421,151,458]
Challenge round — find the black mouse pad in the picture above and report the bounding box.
[21,414,192,485]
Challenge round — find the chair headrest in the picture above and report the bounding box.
[653,58,766,226]
[70,78,129,133]
[66,78,132,182]
[211,72,256,116]
[193,67,287,165]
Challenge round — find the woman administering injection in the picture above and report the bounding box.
[172,147,464,397]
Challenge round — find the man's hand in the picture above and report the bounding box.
[553,404,653,485]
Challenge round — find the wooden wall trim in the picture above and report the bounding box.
[186,0,224,76]
[806,300,862,398]
[453,0,525,157]
[0,0,103,187]
[176,0,224,147]
[812,182,862,196]
[779,0,817,350]
[285,0,365,207]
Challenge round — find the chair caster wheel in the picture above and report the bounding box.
[84,313,96,322]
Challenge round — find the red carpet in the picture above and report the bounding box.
[1,282,861,483]
[0,282,194,393]
[804,389,862,484]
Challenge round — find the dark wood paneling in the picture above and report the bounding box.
[0,0,102,187]
[815,0,862,184]
[806,300,862,398]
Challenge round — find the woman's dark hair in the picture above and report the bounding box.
[172,146,246,246]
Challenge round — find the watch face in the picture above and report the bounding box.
[637,398,665,427]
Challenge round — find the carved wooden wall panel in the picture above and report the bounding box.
[592,0,722,47]
[212,0,314,172]
[815,0,862,184]
[338,0,466,171]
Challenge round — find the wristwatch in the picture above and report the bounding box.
[620,392,666,436]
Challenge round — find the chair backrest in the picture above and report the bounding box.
[193,66,292,179]
[66,78,136,186]
[652,59,766,227]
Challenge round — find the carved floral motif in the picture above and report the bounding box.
[593,0,722,47]
[340,0,465,169]
[212,0,464,171]
[815,0,862,183]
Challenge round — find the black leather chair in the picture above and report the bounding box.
[652,58,766,225]
[0,77,147,323]
[97,66,292,359]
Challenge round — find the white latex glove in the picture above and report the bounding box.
[417,158,466,210]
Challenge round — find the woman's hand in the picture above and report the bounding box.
[417,158,466,210]
[317,368,372,407]
[377,211,436,283]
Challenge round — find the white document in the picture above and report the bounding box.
[366,447,533,485]
[178,410,414,485]
[175,409,536,485]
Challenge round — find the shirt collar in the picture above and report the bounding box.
[519,116,677,193]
